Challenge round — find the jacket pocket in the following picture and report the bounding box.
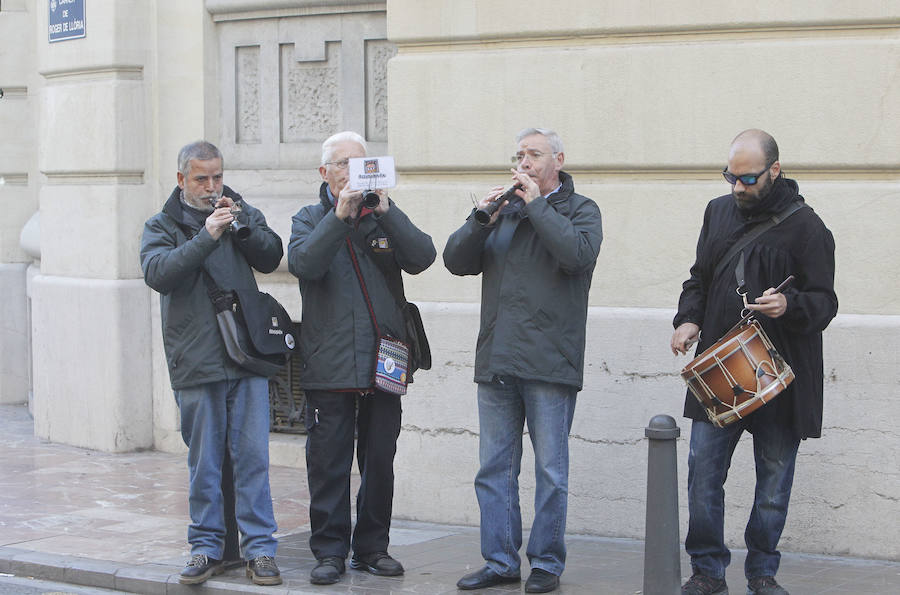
[532,308,580,371]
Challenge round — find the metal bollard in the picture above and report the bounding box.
[643,415,682,595]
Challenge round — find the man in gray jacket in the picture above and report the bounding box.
[444,128,602,594]
[288,131,436,585]
[141,141,283,586]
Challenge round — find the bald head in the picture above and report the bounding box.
[725,129,782,211]
[731,129,779,166]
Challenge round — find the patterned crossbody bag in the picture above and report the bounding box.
[346,237,410,395]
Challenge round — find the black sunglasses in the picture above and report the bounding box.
[722,161,775,186]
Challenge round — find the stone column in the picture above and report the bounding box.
[0,1,38,406]
[30,0,153,451]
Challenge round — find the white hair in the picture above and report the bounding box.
[321,131,367,165]
[178,140,223,175]
[516,127,564,154]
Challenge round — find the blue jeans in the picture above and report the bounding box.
[475,378,577,577]
[685,419,800,580]
[176,377,278,560]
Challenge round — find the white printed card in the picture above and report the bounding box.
[348,156,396,191]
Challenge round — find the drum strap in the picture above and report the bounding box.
[713,200,807,283]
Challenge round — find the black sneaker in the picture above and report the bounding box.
[310,556,346,585]
[178,554,224,585]
[350,551,404,576]
[747,576,789,595]
[682,572,729,594]
[246,555,282,586]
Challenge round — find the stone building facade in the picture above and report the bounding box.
[1,0,898,560]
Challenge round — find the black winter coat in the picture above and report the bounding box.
[287,183,436,391]
[674,176,837,439]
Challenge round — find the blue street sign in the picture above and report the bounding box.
[48,0,86,43]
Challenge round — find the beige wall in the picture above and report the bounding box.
[384,0,900,560]
[387,0,900,314]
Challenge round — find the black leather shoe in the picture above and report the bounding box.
[350,551,404,576]
[178,554,224,585]
[457,566,521,590]
[310,556,346,585]
[525,568,560,593]
[246,556,282,586]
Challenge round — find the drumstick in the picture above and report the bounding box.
[771,275,795,295]
[729,274,796,332]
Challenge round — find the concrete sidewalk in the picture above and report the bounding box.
[1,404,898,594]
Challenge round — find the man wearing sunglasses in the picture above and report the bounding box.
[671,130,837,595]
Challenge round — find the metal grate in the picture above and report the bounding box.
[269,354,306,433]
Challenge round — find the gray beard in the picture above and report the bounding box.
[181,190,215,213]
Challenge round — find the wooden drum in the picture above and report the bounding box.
[680,319,794,427]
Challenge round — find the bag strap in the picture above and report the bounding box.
[200,268,235,314]
[346,237,382,337]
[170,215,233,310]
[351,231,409,313]
[201,268,218,295]
[712,200,807,283]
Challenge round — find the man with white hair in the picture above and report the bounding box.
[288,131,436,585]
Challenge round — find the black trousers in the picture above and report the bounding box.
[304,389,402,559]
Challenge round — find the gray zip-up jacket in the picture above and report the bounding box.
[140,186,283,389]
[443,171,602,390]
[287,183,436,391]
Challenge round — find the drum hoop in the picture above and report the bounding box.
[755,361,794,403]
[685,323,761,370]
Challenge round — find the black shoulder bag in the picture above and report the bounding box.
[203,270,297,378]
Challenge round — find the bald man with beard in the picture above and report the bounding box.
[671,130,837,595]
